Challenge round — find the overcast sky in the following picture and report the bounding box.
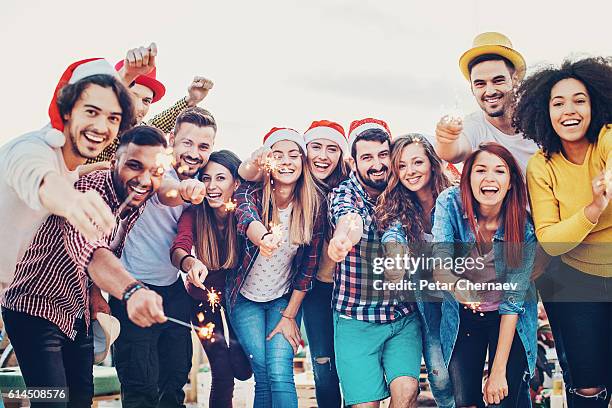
[2,0,611,158]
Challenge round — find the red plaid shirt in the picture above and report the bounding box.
[1,170,143,339]
[225,182,325,310]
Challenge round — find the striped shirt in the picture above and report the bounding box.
[329,173,414,323]
[1,170,142,339]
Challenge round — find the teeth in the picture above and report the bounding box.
[562,119,580,126]
[84,132,104,143]
[208,193,221,198]
[183,157,199,165]
[408,177,421,184]
[130,186,147,194]
[314,162,329,169]
[485,97,500,103]
[279,168,294,174]
[481,187,498,192]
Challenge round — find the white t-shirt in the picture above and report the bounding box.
[0,125,79,284]
[463,111,539,175]
[240,204,299,302]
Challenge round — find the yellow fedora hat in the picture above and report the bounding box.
[459,32,526,81]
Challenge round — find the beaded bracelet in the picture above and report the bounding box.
[122,281,147,306]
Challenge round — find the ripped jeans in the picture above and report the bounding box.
[303,279,343,408]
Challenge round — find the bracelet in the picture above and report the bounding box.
[122,281,148,306]
[179,254,196,273]
[280,312,295,320]
[260,232,272,242]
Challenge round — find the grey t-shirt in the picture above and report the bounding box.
[120,168,189,286]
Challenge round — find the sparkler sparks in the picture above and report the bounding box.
[206,287,221,314]
[197,322,216,341]
[269,222,283,244]
[196,312,205,323]
[261,156,280,173]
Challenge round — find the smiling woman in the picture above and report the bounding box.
[516,56,612,406]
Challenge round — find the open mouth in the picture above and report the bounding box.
[561,119,581,128]
[83,131,105,144]
[484,95,502,105]
[480,186,499,196]
[370,169,386,178]
[407,176,422,185]
[183,156,202,166]
[313,162,330,170]
[207,192,222,199]
[278,167,295,174]
[128,184,151,199]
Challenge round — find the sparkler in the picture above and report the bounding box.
[117,190,138,215]
[205,196,238,212]
[196,312,205,323]
[197,322,216,341]
[269,222,283,245]
[206,287,221,314]
[220,307,230,347]
[166,316,193,329]
[261,156,280,173]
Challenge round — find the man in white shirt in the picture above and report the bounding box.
[0,58,135,287]
[435,32,538,174]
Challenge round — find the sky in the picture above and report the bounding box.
[1,0,611,159]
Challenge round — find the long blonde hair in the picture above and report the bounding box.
[261,145,321,245]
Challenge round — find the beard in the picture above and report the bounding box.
[356,164,389,192]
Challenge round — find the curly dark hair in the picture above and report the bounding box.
[513,56,612,157]
[376,134,450,242]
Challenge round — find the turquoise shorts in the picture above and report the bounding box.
[333,311,422,405]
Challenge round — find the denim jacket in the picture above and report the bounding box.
[431,186,538,376]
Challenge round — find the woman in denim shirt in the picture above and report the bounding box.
[432,143,538,408]
[378,134,455,408]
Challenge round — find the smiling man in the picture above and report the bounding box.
[0,58,135,288]
[327,119,422,408]
[111,107,216,408]
[1,126,169,407]
[434,32,538,174]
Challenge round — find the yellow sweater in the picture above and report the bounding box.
[527,125,612,277]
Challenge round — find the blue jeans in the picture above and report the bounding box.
[229,293,301,408]
[303,279,342,408]
[420,302,456,408]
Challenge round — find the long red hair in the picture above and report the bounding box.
[459,142,527,267]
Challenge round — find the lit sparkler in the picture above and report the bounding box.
[196,312,205,323]
[117,190,138,215]
[269,222,283,244]
[261,156,280,173]
[197,322,216,341]
[206,287,221,314]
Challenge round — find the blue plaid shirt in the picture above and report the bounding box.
[329,173,414,323]
[225,182,325,310]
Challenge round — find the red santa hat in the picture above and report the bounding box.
[263,127,307,155]
[115,60,165,103]
[304,120,348,156]
[347,118,392,152]
[47,58,119,143]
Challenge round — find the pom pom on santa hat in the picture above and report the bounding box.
[304,120,348,156]
[347,118,392,153]
[262,127,307,156]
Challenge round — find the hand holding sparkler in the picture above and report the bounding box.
[435,114,464,145]
[184,258,208,290]
[178,179,206,205]
[126,287,166,327]
[328,234,353,262]
[258,230,281,257]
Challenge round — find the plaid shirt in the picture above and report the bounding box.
[329,173,414,323]
[225,182,325,310]
[1,170,143,339]
[87,97,189,164]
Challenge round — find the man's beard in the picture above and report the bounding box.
[356,165,389,192]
